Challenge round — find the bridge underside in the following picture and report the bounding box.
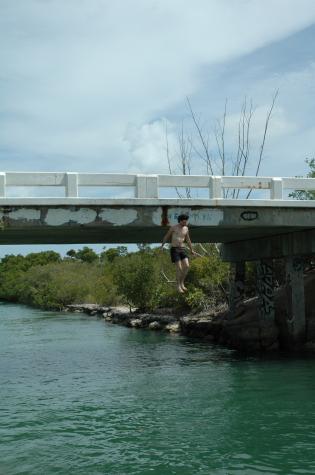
[0,223,313,245]
[0,203,314,260]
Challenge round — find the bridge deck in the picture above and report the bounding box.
[0,201,313,245]
[0,173,314,256]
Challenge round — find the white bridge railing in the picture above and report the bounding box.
[0,172,314,200]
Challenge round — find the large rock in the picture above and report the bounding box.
[130,318,143,328]
[105,306,133,325]
[218,269,315,352]
[220,307,279,352]
[181,297,279,352]
[180,316,218,341]
[66,303,111,315]
[165,322,180,333]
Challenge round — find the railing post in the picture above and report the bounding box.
[209,176,222,199]
[270,177,283,199]
[146,175,159,198]
[0,173,6,197]
[136,175,159,198]
[65,172,78,198]
[136,175,146,198]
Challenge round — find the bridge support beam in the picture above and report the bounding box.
[284,257,306,345]
[257,260,275,323]
[221,229,315,262]
[228,261,245,318]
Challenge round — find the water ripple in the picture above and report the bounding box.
[1,303,315,474]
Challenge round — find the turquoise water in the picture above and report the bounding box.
[1,303,315,475]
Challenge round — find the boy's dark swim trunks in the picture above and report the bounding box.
[170,247,188,263]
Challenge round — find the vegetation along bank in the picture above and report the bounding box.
[0,244,314,353]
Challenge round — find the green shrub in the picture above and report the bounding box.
[20,262,91,309]
[17,261,118,310]
[184,286,210,312]
[75,246,99,263]
[0,251,61,302]
[113,253,159,310]
[0,245,235,313]
[187,255,229,306]
[289,158,315,200]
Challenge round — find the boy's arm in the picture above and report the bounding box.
[161,227,173,248]
[185,230,196,254]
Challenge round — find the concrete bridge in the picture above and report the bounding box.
[0,171,314,253]
[0,171,314,347]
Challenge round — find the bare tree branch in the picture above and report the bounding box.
[177,121,192,198]
[246,89,279,198]
[236,98,254,198]
[186,96,214,174]
[164,91,279,202]
[161,270,176,284]
[164,120,183,198]
[214,99,228,195]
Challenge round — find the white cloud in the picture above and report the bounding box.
[126,119,175,173]
[1,0,315,172]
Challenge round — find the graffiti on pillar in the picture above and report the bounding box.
[240,211,258,221]
[229,262,245,315]
[293,257,304,273]
[257,261,274,320]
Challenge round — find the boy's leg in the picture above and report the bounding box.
[181,258,189,290]
[175,260,184,293]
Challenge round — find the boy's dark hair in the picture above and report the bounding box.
[177,214,189,223]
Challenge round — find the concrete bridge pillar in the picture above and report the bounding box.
[257,260,275,322]
[228,261,245,317]
[284,257,306,345]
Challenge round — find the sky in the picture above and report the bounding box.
[1,0,315,255]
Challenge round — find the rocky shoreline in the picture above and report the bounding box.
[63,302,279,352]
[64,269,315,353]
[65,304,186,334]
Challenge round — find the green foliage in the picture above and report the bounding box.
[0,252,118,309]
[113,253,159,310]
[184,287,209,312]
[137,243,152,253]
[0,251,61,302]
[290,158,315,200]
[0,266,25,301]
[66,249,77,258]
[22,261,117,309]
[0,244,234,313]
[187,251,229,306]
[100,246,128,263]
[148,244,230,312]
[19,262,88,309]
[0,251,61,270]
[75,246,99,263]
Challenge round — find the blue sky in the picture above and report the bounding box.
[1,0,315,255]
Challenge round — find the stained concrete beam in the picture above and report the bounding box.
[221,229,315,262]
[0,203,313,246]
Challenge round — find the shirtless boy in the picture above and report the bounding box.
[161,214,196,293]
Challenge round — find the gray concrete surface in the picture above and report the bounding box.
[0,203,313,246]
